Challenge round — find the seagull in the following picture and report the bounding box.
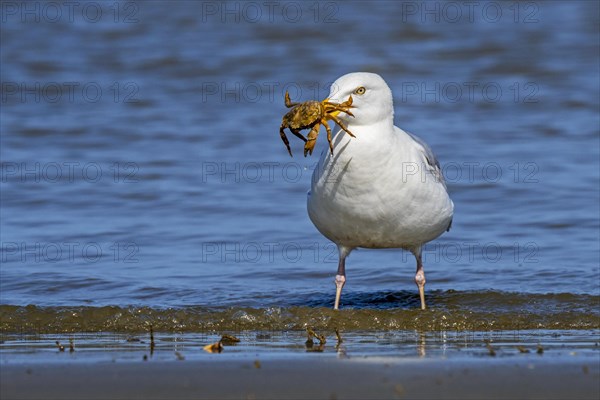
[307,72,454,310]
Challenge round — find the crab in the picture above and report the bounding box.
[279,91,355,157]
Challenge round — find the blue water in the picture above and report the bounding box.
[1,1,599,309]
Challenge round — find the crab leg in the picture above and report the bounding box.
[326,106,354,118]
[328,114,356,138]
[284,91,299,108]
[280,126,309,158]
[322,119,334,155]
[303,124,321,157]
[324,100,353,110]
[324,95,353,109]
[279,126,293,157]
[290,128,308,143]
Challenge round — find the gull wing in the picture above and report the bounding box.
[405,131,452,231]
[405,131,447,189]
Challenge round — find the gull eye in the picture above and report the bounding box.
[354,86,366,95]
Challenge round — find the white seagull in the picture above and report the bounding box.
[307,72,454,310]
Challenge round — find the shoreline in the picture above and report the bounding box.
[2,329,598,399]
[2,356,598,400]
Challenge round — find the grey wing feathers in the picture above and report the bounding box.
[406,131,447,189]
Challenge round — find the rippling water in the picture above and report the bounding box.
[1,2,599,330]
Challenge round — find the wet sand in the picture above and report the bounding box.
[2,356,598,400]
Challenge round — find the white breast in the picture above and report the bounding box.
[307,125,453,250]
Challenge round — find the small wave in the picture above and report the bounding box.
[1,291,598,333]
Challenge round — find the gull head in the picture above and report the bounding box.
[324,72,394,126]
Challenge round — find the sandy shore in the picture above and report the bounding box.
[2,356,598,400]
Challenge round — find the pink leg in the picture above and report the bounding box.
[334,246,352,310]
[413,248,426,310]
